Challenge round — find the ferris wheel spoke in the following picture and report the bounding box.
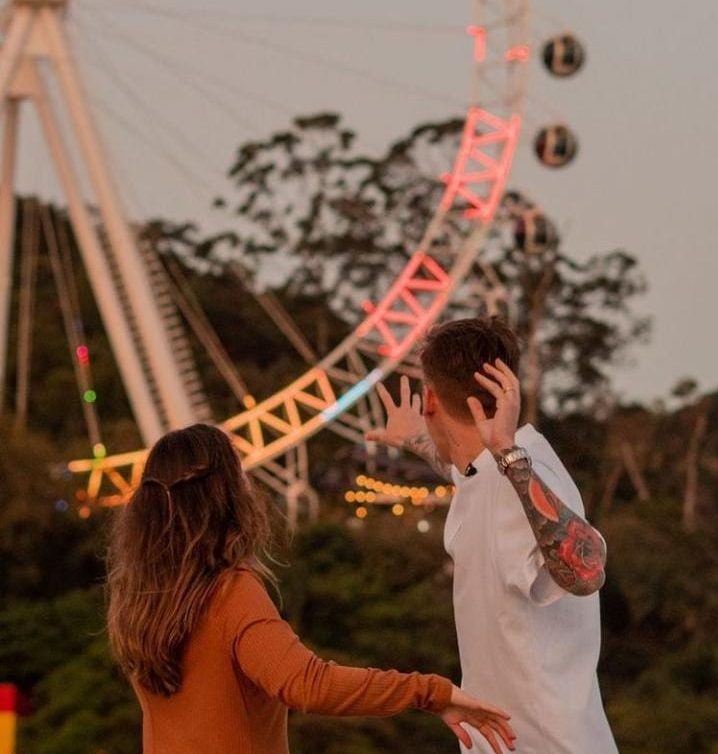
[91,2,468,111]
[80,0,465,37]
[83,9,267,132]
[72,18,222,165]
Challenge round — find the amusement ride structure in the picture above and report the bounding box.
[0,0,585,523]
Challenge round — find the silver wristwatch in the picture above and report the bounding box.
[496,446,531,475]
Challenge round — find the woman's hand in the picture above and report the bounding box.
[439,685,516,753]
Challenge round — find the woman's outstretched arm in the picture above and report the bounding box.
[228,571,515,752]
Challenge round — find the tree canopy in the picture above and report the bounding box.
[0,113,715,754]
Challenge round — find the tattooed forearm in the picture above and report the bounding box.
[501,456,606,596]
[402,433,452,481]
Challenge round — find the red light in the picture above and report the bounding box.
[440,107,521,221]
[357,254,449,359]
[505,45,530,63]
[466,26,486,63]
[0,684,18,712]
[76,345,90,365]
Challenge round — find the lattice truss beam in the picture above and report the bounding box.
[69,102,522,504]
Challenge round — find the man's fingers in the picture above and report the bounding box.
[474,371,503,399]
[467,396,488,424]
[449,723,473,749]
[375,383,396,414]
[364,430,387,443]
[411,393,422,414]
[400,375,411,407]
[495,358,520,389]
[483,362,512,392]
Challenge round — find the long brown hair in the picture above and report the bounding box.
[106,423,273,697]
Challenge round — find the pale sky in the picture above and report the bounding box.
[15,0,718,403]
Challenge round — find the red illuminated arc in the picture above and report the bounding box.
[68,5,532,503]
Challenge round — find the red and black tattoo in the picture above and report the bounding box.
[501,456,606,596]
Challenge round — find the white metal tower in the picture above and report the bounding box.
[0,0,209,444]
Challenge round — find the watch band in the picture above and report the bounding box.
[496,446,531,475]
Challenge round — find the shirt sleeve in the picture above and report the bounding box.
[228,572,452,716]
[495,458,585,607]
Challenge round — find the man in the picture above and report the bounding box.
[366,317,618,754]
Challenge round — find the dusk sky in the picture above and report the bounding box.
[16,0,718,403]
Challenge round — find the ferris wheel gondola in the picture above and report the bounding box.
[542,33,585,78]
[534,123,579,168]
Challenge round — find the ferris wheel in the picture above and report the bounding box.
[0,0,585,520]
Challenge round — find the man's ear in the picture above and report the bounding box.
[423,384,438,416]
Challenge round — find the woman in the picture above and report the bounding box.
[107,424,515,754]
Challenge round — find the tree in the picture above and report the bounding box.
[209,112,465,315]
[0,419,107,600]
[1,201,138,442]
[18,636,140,754]
[605,644,718,754]
[597,405,654,514]
[3,111,715,754]
[204,114,649,421]
[668,379,712,532]
[461,192,651,422]
[0,587,140,754]
[283,519,459,754]
[599,499,718,754]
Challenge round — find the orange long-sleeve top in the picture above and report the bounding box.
[132,567,453,754]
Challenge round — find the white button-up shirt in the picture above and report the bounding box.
[445,424,618,754]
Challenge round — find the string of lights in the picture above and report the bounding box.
[344,474,454,523]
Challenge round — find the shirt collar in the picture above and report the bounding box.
[452,424,536,485]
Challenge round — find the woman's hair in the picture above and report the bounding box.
[106,423,273,697]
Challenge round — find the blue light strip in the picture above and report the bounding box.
[320,368,384,424]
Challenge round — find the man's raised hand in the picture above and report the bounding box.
[467,359,521,455]
[364,375,425,449]
[367,376,451,478]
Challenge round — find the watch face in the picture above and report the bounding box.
[501,449,527,469]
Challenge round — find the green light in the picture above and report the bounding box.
[83,390,97,404]
[93,443,106,459]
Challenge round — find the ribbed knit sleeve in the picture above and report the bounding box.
[227,572,452,716]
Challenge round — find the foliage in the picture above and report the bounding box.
[456,193,652,419]
[499,241,650,418]
[5,205,137,443]
[606,645,718,754]
[6,116,650,436]
[0,589,105,688]
[18,636,140,754]
[4,483,717,754]
[0,115,715,754]
[0,588,140,754]
[0,420,107,600]
[203,114,650,419]
[284,520,458,753]
[209,112,464,312]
